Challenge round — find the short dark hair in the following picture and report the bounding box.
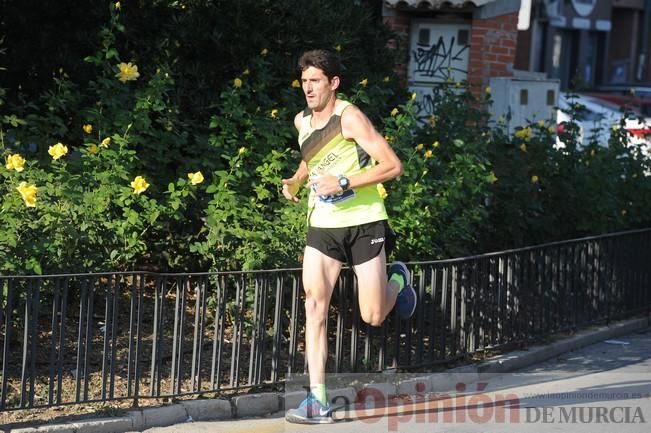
[297,49,342,81]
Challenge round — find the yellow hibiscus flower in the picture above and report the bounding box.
[359,78,368,87]
[115,62,140,82]
[83,124,93,134]
[187,171,204,185]
[87,144,99,154]
[487,172,498,183]
[16,181,38,207]
[377,183,388,199]
[515,127,533,141]
[292,79,301,88]
[48,143,68,160]
[101,137,111,148]
[233,78,242,88]
[130,176,150,195]
[6,154,26,172]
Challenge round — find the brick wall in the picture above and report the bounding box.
[383,14,411,81]
[468,11,519,100]
[383,8,520,99]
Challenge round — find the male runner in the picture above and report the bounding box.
[282,49,416,424]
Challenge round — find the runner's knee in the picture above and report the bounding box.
[304,292,329,322]
[360,307,385,327]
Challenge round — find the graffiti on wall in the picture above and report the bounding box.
[412,35,469,83]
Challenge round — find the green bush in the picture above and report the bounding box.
[1,2,650,275]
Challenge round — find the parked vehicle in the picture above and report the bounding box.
[556,93,651,152]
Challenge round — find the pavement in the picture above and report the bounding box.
[2,317,650,433]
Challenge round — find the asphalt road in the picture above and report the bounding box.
[143,330,651,433]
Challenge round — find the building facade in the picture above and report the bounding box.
[383,0,651,93]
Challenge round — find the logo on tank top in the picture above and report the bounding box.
[370,237,385,245]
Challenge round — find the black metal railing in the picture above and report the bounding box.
[1,229,649,410]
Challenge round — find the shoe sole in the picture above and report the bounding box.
[285,414,334,424]
[402,284,417,319]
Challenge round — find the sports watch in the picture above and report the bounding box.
[337,174,350,191]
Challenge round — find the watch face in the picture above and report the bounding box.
[339,176,349,189]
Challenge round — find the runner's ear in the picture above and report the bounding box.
[330,76,340,91]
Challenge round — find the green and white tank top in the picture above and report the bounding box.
[299,100,388,228]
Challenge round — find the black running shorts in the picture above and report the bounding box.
[306,220,395,265]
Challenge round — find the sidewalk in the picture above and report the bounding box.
[2,317,649,433]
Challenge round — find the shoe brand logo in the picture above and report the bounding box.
[370,237,385,245]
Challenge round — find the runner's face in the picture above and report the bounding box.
[301,66,338,111]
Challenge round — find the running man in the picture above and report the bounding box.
[282,49,416,424]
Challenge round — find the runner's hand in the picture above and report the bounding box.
[282,178,301,203]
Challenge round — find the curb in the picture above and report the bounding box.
[4,317,648,433]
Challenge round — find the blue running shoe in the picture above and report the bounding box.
[285,393,334,424]
[389,261,417,319]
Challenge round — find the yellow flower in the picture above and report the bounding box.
[621,209,628,215]
[115,62,140,82]
[5,154,26,172]
[360,78,368,87]
[383,76,390,82]
[411,92,417,100]
[270,109,278,118]
[485,86,491,94]
[416,143,424,151]
[424,150,433,159]
[515,127,533,141]
[498,116,505,124]
[335,44,342,52]
[487,172,498,183]
[101,137,111,148]
[531,175,539,183]
[243,68,250,76]
[291,79,301,88]
[433,141,440,148]
[87,144,99,154]
[187,171,204,185]
[238,147,247,155]
[115,2,121,10]
[260,48,268,56]
[233,78,243,88]
[391,108,399,117]
[519,143,527,152]
[384,135,393,143]
[537,119,545,128]
[16,181,37,207]
[548,126,555,134]
[48,142,69,160]
[590,149,596,156]
[83,124,93,134]
[130,176,150,195]
[377,183,388,199]
[428,115,436,128]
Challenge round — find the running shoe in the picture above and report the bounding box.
[285,393,334,424]
[389,261,417,319]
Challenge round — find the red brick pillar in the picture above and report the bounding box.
[383,14,410,83]
[468,11,519,101]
